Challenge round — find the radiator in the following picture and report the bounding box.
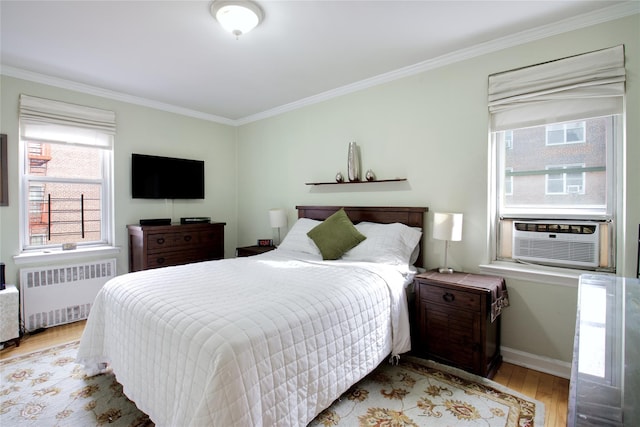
[20,258,116,332]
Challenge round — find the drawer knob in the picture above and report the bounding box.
[442,292,455,303]
[184,235,192,242]
[156,237,165,245]
[157,257,165,264]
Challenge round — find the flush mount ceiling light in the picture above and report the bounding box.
[211,1,263,38]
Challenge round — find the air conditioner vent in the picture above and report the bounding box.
[513,221,599,268]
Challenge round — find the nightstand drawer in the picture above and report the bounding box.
[418,282,481,311]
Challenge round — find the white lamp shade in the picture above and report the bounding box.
[269,209,287,228]
[433,212,463,241]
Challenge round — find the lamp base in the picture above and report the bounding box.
[438,267,454,274]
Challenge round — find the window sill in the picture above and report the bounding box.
[478,261,614,287]
[13,245,121,266]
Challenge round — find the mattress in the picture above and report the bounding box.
[76,249,412,426]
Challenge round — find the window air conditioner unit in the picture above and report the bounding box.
[512,221,599,268]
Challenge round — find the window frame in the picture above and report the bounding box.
[18,136,114,253]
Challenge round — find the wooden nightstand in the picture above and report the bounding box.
[236,245,276,257]
[413,270,507,378]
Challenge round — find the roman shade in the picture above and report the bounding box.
[488,45,625,131]
[19,94,116,148]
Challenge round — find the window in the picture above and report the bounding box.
[546,121,586,145]
[545,163,586,195]
[19,95,115,251]
[489,46,625,271]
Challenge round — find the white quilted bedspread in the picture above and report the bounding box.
[76,250,412,427]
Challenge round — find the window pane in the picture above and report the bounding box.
[501,117,610,214]
[546,170,565,194]
[566,122,585,142]
[567,171,585,192]
[27,142,102,179]
[547,128,565,145]
[505,168,513,195]
[27,181,103,246]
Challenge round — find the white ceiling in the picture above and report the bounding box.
[0,1,635,124]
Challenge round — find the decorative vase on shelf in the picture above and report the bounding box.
[347,141,360,182]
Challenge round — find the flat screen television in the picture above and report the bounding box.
[131,153,205,199]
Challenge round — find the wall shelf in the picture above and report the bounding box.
[305,178,407,186]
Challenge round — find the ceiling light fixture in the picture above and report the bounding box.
[211,1,263,38]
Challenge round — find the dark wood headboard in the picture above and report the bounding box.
[296,206,428,267]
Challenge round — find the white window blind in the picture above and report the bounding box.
[488,45,625,131]
[19,94,116,148]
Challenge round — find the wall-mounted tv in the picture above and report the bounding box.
[131,153,205,199]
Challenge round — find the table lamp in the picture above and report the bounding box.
[269,208,287,246]
[433,212,463,273]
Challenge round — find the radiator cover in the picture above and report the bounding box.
[20,259,116,332]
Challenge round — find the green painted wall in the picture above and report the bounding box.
[236,14,639,363]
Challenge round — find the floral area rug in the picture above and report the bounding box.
[1,341,544,426]
[0,341,152,426]
[310,357,545,427]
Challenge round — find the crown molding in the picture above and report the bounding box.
[0,65,236,126]
[240,1,639,125]
[2,2,637,127]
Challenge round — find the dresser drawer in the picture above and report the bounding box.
[146,231,201,250]
[199,228,223,246]
[418,282,481,312]
[145,248,221,268]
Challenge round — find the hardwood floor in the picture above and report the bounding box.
[492,358,569,427]
[1,321,570,426]
[0,321,86,360]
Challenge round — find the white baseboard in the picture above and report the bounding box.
[502,346,572,379]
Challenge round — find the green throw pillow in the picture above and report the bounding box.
[307,208,366,260]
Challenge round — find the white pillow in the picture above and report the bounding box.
[277,218,322,256]
[342,222,422,266]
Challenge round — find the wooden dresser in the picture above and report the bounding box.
[413,270,507,378]
[127,222,225,272]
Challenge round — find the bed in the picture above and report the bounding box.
[77,205,427,426]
